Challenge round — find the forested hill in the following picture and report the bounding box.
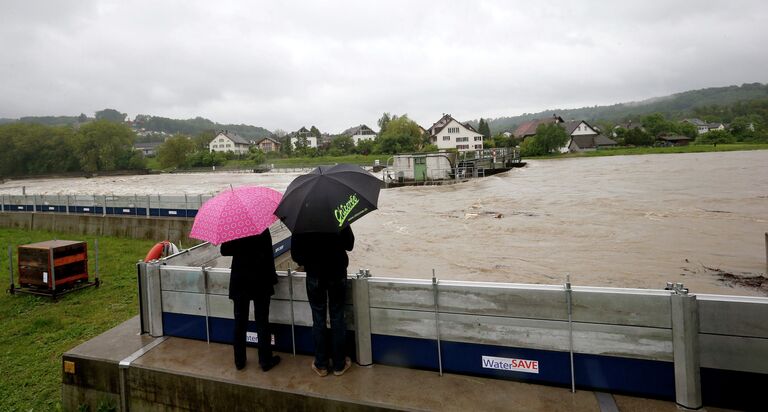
[483,82,768,134]
[0,112,273,139]
[132,115,273,139]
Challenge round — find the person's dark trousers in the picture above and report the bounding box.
[306,274,347,371]
[232,295,273,368]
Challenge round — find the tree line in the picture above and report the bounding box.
[0,121,145,178]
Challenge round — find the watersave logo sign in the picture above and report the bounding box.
[246,332,276,345]
[481,355,539,374]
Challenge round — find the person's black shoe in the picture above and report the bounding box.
[235,360,246,370]
[261,355,281,372]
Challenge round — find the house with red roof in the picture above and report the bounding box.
[512,115,564,139]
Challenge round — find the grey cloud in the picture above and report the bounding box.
[1,0,767,132]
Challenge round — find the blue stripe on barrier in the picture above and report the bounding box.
[2,204,199,217]
[372,334,675,400]
[163,312,357,362]
[701,367,768,411]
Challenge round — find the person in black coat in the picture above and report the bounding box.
[220,229,280,371]
[290,226,354,376]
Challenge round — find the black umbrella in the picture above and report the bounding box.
[275,164,381,233]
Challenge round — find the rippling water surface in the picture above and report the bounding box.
[3,151,767,295]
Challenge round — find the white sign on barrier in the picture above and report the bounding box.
[481,355,539,374]
[246,332,276,345]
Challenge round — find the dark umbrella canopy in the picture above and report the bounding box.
[276,164,381,233]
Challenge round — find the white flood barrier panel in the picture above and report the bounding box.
[138,256,768,410]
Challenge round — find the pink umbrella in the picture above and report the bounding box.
[190,186,283,245]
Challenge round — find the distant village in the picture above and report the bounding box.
[134,113,733,158]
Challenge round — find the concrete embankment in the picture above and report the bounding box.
[0,212,193,244]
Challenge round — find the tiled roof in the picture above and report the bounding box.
[342,124,376,136]
[570,135,596,149]
[513,115,564,138]
[594,135,617,146]
[216,131,250,145]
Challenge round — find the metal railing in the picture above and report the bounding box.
[0,193,214,218]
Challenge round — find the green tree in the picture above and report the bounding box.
[193,130,216,150]
[534,123,568,154]
[74,120,139,172]
[377,113,392,135]
[375,115,421,154]
[623,127,654,146]
[280,135,293,156]
[293,135,310,157]
[330,135,355,155]
[248,146,266,164]
[695,130,735,146]
[95,108,127,123]
[676,122,698,139]
[519,136,546,157]
[493,133,511,148]
[355,139,375,155]
[157,134,196,169]
[478,118,491,139]
[641,113,676,137]
[310,126,321,138]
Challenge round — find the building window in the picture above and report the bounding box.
[474,144,483,149]
[442,136,450,141]
[457,144,469,150]
[456,137,468,142]
[474,136,482,141]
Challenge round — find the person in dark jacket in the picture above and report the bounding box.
[290,226,354,376]
[220,229,280,371]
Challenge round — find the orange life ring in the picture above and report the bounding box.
[144,241,169,262]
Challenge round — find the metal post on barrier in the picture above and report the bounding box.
[565,275,575,393]
[287,268,296,356]
[353,268,373,366]
[145,262,164,337]
[670,283,702,409]
[432,269,443,376]
[202,266,210,344]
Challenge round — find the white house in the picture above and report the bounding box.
[289,127,318,149]
[682,118,726,135]
[342,124,378,145]
[560,120,599,153]
[209,131,251,155]
[427,114,484,151]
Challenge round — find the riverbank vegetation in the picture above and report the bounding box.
[0,229,155,411]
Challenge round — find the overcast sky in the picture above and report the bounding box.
[1,1,766,133]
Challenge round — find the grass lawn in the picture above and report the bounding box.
[0,229,155,411]
[146,154,391,172]
[528,143,768,159]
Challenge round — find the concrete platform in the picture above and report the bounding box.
[62,317,733,411]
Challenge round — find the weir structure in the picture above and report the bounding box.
[61,241,768,411]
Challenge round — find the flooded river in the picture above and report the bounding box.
[2,150,767,296]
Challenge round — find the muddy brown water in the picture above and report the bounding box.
[3,151,767,296]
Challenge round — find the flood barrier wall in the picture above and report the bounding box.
[138,250,768,410]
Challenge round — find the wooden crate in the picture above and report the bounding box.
[18,240,88,290]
